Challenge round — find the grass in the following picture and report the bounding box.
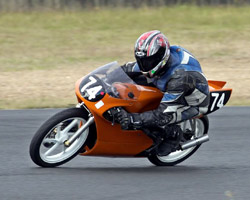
[0,6,250,108]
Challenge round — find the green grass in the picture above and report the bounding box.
[0,6,250,108]
[0,6,249,72]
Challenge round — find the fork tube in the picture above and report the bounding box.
[64,116,94,147]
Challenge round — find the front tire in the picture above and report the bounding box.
[148,116,209,166]
[29,108,94,167]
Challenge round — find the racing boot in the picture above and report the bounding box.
[142,127,166,153]
[156,125,183,156]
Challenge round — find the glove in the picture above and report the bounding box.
[115,108,142,130]
[116,108,131,130]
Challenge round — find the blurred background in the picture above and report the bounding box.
[0,0,249,109]
[0,0,249,11]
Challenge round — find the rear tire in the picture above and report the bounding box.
[29,108,95,167]
[148,116,209,166]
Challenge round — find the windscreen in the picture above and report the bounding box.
[88,61,135,85]
[79,62,138,101]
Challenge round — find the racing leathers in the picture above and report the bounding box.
[119,46,210,155]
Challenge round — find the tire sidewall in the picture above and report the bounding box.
[148,116,209,166]
[29,108,90,167]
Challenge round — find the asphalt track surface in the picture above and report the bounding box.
[0,107,249,200]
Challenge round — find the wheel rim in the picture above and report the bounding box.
[157,118,205,163]
[39,117,89,164]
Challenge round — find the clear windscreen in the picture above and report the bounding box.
[86,61,138,99]
[88,61,135,85]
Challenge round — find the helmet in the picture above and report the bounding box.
[134,30,170,77]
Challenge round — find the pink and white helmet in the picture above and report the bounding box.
[134,30,170,77]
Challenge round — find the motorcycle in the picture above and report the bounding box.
[29,61,232,167]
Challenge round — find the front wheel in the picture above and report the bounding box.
[29,108,94,167]
[148,116,209,166]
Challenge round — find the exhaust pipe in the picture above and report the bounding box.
[181,135,209,150]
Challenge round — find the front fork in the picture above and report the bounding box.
[64,103,94,147]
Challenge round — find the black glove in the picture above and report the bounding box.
[115,108,142,130]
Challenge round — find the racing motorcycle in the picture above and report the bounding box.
[29,61,232,167]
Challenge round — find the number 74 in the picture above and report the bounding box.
[210,92,225,111]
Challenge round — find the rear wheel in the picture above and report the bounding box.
[148,116,209,166]
[29,108,94,167]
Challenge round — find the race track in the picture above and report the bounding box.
[0,107,249,200]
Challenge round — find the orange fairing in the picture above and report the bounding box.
[75,78,163,156]
[113,83,163,112]
[208,80,230,92]
[208,80,226,89]
[75,73,232,156]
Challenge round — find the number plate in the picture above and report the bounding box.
[79,75,106,102]
[207,90,231,114]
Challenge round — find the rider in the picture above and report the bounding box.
[115,30,210,156]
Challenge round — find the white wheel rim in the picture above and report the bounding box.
[39,117,89,164]
[157,118,205,163]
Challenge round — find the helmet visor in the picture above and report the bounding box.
[136,47,166,72]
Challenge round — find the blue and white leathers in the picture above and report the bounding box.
[131,45,210,124]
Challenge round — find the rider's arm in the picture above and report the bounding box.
[116,66,209,129]
[121,62,153,86]
[138,69,210,127]
[121,62,140,73]
[137,69,196,126]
